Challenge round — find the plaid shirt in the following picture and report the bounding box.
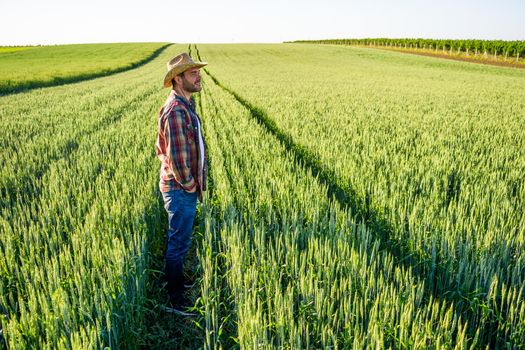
[156,91,207,201]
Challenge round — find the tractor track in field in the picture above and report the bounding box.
[193,44,509,347]
[1,84,160,234]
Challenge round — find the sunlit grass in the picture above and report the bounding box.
[0,43,169,94]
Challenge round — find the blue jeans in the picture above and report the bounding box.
[162,189,197,299]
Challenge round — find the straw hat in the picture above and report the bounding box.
[163,52,207,88]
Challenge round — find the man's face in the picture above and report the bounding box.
[180,68,202,93]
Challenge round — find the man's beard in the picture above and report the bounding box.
[182,78,201,93]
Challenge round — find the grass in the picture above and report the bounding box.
[0,43,170,95]
[1,42,524,348]
[196,43,525,347]
[0,43,187,349]
[0,47,33,54]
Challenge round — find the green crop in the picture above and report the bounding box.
[1,42,524,349]
[197,65,473,348]
[197,43,525,348]
[196,45,525,346]
[0,43,169,95]
[0,44,182,348]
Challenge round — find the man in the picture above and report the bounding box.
[155,52,208,315]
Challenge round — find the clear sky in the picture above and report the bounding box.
[1,0,524,45]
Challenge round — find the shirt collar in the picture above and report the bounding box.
[170,90,195,111]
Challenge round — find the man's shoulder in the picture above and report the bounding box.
[167,99,190,114]
[161,99,189,119]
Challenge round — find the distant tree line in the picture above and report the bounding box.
[290,38,525,60]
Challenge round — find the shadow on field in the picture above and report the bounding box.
[197,49,502,347]
[0,87,159,217]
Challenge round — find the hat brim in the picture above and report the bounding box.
[163,62,208,88]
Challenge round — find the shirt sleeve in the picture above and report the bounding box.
[164,108,196,192]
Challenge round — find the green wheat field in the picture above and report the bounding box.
[1,42,524,349]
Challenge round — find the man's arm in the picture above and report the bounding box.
[164,108,197,192]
